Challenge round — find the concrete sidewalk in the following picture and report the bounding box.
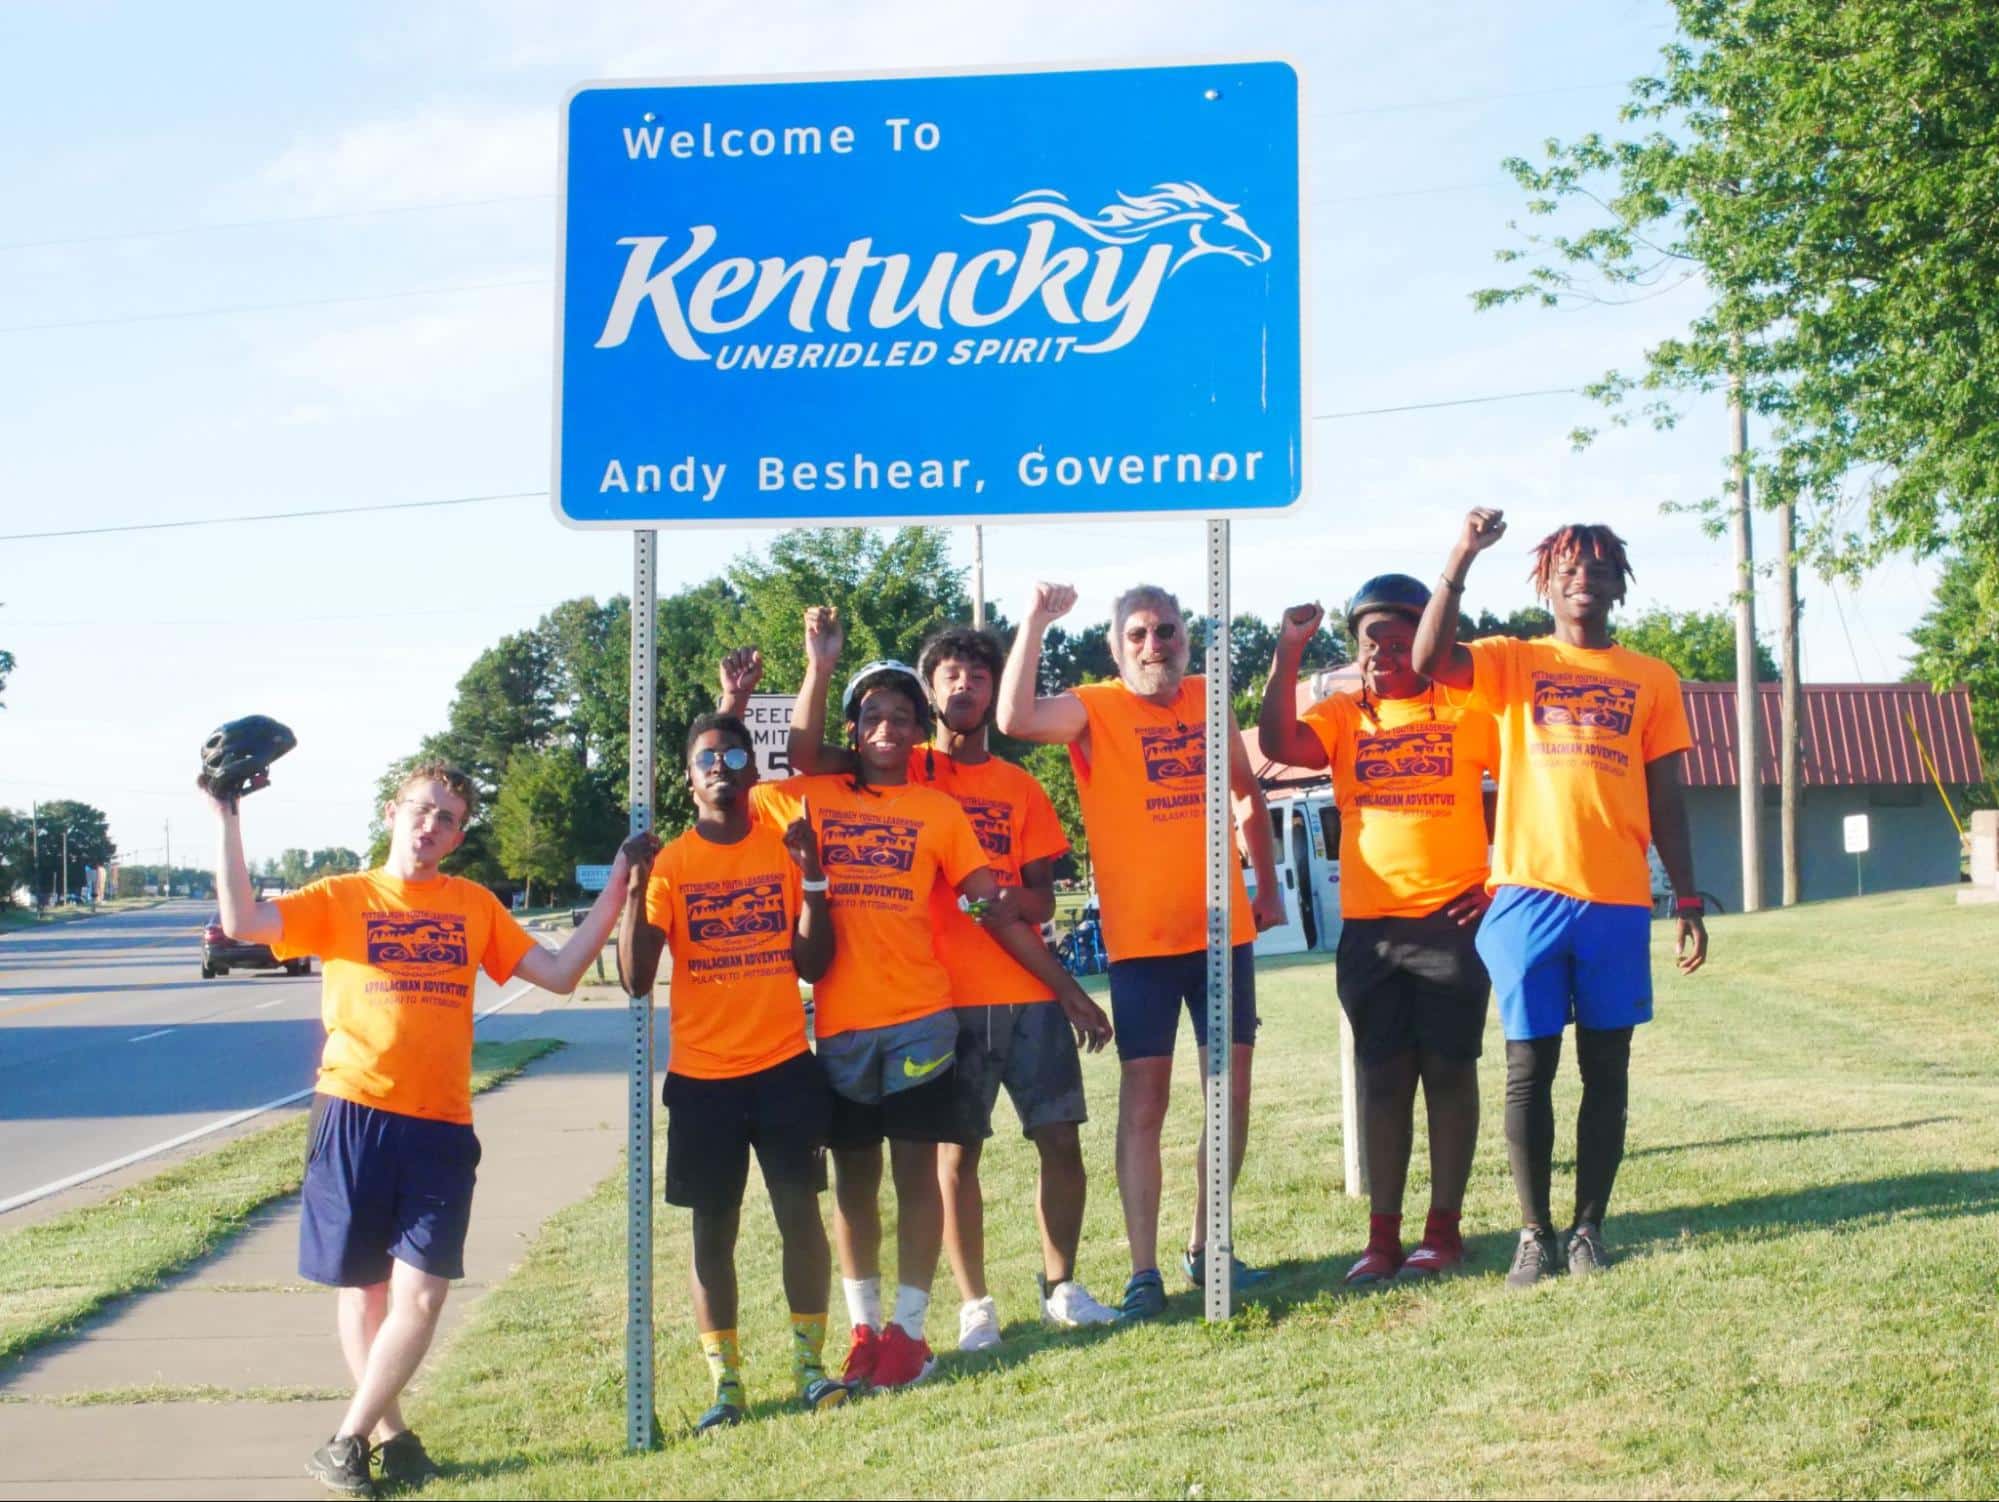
[0,992,642,1500]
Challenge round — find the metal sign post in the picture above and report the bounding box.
[624,531,658,1451]
[1203,519,1234,1321]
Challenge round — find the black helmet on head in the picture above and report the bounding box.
[841,660,934,734]
[196,714,297,810]
[1344,574,1432,634]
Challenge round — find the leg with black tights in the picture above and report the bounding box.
[1572,1026,1632,1228]
[1504,1036,1562,1230]
[1415,1050,1480,1214]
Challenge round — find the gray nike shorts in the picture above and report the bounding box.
[951,1001,1088,1141]
[816,1010,960,1106]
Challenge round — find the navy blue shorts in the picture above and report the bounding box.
[299,1094,481,1287]
[1475,885,1654,1042]
[1107,943,1258,1062]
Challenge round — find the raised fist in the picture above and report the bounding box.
[718,646,763,698]
[1460,507,1508,556]
[1029,582,1078,624]
[803,606,844,669]
[1278,602,1324,648]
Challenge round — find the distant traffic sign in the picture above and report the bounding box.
[555,61,1303,528]
[575,864,614,892]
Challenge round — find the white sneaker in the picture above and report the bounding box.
[956,1295,1002,1352]
[1040,1278,1118,1327]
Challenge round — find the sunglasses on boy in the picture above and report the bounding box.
[691,746,752,772]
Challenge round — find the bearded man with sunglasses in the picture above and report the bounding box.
[998,583,1285,1321]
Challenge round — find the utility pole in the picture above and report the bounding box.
[1776,501,1802,905]
[1729,356,1765,913]
[164,820,172,899]
[61,826,70,905]
[972,525,986,630]
[30,800,40,917]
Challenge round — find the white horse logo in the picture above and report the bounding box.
[963,182,1272,275]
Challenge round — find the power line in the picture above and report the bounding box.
[0,276,547,337]
[0,194,555,255]
[0,489,546,543]
[0,385,1589,544]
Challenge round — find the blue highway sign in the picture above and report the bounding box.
[555,61,1303,528]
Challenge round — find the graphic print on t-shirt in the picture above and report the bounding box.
[819,810,920,874]
[683,877,788,952]
[364,912,469,976]
[1532,672,1638,739]
[1355,726,1455,786]
[1137,723,1205,783]
[956,795,1016,860]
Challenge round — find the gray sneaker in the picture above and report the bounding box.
[1506,1228,1562,1289]
[305,1435,375,1498]
[1566,1222,1611,1277]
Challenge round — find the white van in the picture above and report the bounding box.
[1245,785,1343,957]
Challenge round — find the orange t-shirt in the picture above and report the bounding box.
[1300,688,1498,920]
[749,774,987,1038]
[1466,636,1693,907]
[644,823,809,1080]
[914,747,1070,1007]
[1068,677,1256,962]
[271,870,537,1124]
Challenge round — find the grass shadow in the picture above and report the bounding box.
[1620,1116,1961,1161]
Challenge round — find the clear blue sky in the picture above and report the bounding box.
[0,0,1936,866]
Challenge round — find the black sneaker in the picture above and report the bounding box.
[1566,1222,1611,1278]
[374,1429,440,1489]
[695,1399,745,1435]
[1505,1228,1562,1289]
[305,1434,375,1498]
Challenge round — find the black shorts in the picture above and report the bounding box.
[663,1051,831,1214]
[1335,892,1492,1064]
[826,1069,963,1151]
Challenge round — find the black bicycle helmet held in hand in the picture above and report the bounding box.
[196,715,297,809]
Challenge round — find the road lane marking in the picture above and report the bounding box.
[252,997,290,1011]
[0,971,550,1217]
[127,1028,177,1043]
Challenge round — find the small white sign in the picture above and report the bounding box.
[1842,813,1870,854]
[574,863,614,892]
[743,693,797,780]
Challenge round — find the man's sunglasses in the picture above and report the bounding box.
[692,747,752,772]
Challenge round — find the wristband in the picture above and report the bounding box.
[1439,573,1467,594]
[1674,895,1704,915]
[800,876,829,893]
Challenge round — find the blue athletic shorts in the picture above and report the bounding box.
[1474,886,1654,1042]
[299,1094,481,1287]
[1107,943,1258,1062]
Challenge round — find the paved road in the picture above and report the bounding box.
[0,899,544,1211]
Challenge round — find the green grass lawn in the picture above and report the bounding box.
[0,1039,560,1365]
[408,889,1996,1498]
[0,898,164,932]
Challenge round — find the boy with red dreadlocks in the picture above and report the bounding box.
[1413,510,1708,1287]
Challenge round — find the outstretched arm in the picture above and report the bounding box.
[996,583,1089,744]
[959,867,1112,1052]
[208,794,282,944]
[1646,754,1708,975]
[515,843,635,995]
[715,647,763,720]
[1412,507,1507,689]
[787,606,858,776]
[1258,603,1330,769]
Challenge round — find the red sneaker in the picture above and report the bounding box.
[871,1323,938,1389]
[842,1324,881,1390]
[1397,1236,1465,1279]
[1344,1242,1404,1285]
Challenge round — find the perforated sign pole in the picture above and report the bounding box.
[1204,519,1234,1322]
[625,530,658,1451]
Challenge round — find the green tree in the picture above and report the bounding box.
[1462,607,1554,642]
[29,800,114,897]
[1478,0,1999,635]
[1019,742,1086,869]
[0,808,31,907]
[1039,623,1115,691]
[0,646,13,708]
[308,847,362,877]
[492,746,625,906]
[1908,553,1999,807]
[1619,605,1778,681]
[442,630,560,792]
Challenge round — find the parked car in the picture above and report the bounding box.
[201,913,311,979]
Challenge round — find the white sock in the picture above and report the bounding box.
[842,1275,882,1331]
[892,1283,931,1340]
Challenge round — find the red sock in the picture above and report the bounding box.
[1368,1212,1403,1252]
[1424,1208,1463,1247]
